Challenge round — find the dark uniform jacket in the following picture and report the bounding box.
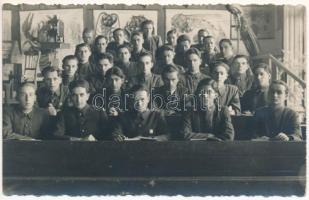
[181,106,235,141]
[3,105,51,139]
[143,35,163,60]
[106,41,131,60]
[252,106,302,141]
[228,72,254,97]
[130,47,148,62]
[180,72,210,94]
[53,104,110,140]
[36,84,70,110]
[241,87,269,113]
[112,110,169,139]
[217,84,241,115]
[76,62,97,80]
[128,73,163,91]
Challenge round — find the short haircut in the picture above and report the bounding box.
[177,34,191,44]
[185,47,201,58]
[167,29,178,36]
[69,79,90,93]
[94,35,108,45]
[131,31,143,38]
[140,19,154,28]
[82,28,94,35]
[160,45,175,52]
[113,28,124,36]
[139,51,153,62]
[270,80,289,94]
[75,43,91,55]
[198,29,207,35]
[97,52,114,64]
[42,66,62,77]
[212,61,230,73]
[105,66,126,80]
[254,62,271,74]
[17,82,36,95]
[195,78,217,95]
[130,84,149,96]
[117,44,132,54]
[62,55,78,65]
[232,54,249,64]
[161,64,179,77]
[219,38,233,49]
[204,35,214,41]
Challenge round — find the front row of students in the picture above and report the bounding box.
[3,74,302,141]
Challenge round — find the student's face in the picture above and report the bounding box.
[96,38,107,53]
[18,86,36,111]
[118,48,131,63]
[131,35,144,49]
[204,38,215,53]
[143,24,154,37]
[167,33,177,46]
[109,75,124,92]
[83,32,94,45]
[233,57,249,75]
[220,42,233,57]
[133,90,149,113]
[212,66,228,84]
[44,71,61,92]
[63,59,78,77]
[163,71,179,91]
[179,41,191,52]
[98,59,112,76]
[139,56,153,76]
[71,87,90,110]
[200,85,217,107]
[254,68,271,88]
[268,84,287,106]
[114,30,125,44]
[162,50,175,64]
[77,46,91,63]
[187,54,201,73]
[198,31,208,44]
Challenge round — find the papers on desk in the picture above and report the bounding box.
[125,136,158,141]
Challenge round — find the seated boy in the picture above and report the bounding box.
[37,66,69,116]
[191,29,208,52]
[201,35,219,75]
[88,52,114,95]
[211,62,241,115]
[130,31,148,62]
[115,44,140,78]
[106,28,130,60]
[75,43,96,79]
[229,55,254,97]
[127,51,163,91]
[112,85,169,141]
[252,80,302,141]
[153,64,189,114]
[53,79,110,140]
[174,34,191,67]
[3,83,50,140]
[165,29,178,50]
[180,48,210,94]
[241,63,271,113]
[154,45,185,74]
[61,55,79,87]
[181,78,234,141]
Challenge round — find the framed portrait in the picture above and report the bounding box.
[93,9,158,41]
[165,9,231,44]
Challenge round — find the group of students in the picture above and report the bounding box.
[3,20,303,142]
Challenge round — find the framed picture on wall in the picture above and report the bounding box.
[165,9,231,44]
[241,6,276,39]
[93,9,158,41]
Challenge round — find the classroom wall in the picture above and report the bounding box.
[3,4,284,61]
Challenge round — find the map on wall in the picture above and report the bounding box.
[93,10,158,41]
[19,9,84,53]
[165,9,231,44]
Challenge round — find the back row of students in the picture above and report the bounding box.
[3,22,303,142]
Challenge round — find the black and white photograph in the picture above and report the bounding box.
[1,0,307,197]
